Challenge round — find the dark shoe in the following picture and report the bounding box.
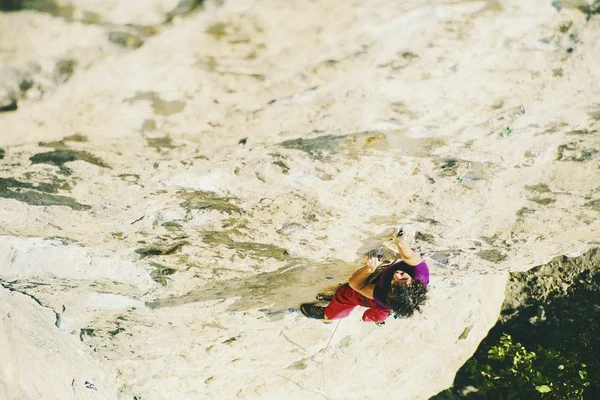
[316,293,333,302]
[300,303,331,323]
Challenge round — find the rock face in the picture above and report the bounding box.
[0,1,599,399]
[0,283,119,399]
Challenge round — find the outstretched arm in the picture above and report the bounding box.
[348,252,380,299]
[393,233,422,266]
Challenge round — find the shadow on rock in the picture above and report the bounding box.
[145,258,354,320]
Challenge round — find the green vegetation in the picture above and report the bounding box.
[434,249,600,399]
[0,0,23,11]
[461,333,589,399]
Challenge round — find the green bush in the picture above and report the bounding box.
[465,333,589,399]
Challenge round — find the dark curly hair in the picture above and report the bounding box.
[386,279,428,318]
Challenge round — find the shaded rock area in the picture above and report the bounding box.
[433,248,600,399]
[0,284,120,399]
[0,0,26,11]
[578,0,600,20]
[166,0,206,22]
[1,0,202,24]
[0,89,18,112]
[0,177,89,209]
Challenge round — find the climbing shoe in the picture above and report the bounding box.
[300,303,331,323]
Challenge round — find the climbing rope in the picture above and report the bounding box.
[321,319,342,399]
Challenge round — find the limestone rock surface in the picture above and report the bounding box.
[1,0,599,399]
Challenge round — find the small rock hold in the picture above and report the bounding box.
[19,78,33,92]
[431,251,451,265]
[54,59,76,84]
[477,249,507,263]
[0,97,17,112]
[277,222,305,234]
[142,119,157,132]
[459,325,473,340]
[108,31,144,49]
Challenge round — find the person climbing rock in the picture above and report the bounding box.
[301,227,429,324]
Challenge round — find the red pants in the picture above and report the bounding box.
[324,284,391,323]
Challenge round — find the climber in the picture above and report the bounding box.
[300,227,429,324]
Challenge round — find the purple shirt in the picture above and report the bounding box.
[372,260,429,309]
